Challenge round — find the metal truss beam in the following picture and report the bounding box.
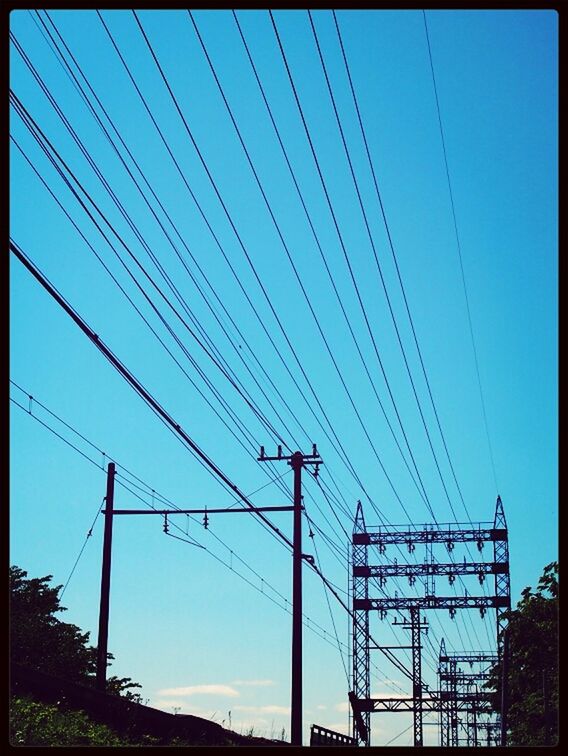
[354,595,509,611]
[353,525,506,546]
[354,562,507,578]
[358,694,493,713]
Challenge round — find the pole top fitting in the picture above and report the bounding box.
[290,451,304,468]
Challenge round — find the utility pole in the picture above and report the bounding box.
[96,462,115,691]
[95,446,320,743]
[258,445,322,747]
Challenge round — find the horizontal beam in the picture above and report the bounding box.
[439,672,491,682]
[353,526,507,546]
[354,595,509,610]
[440,653,498,664]
[354,562,508,578]
[353,528,507,545]
[357,694,493,713]
[105,506,296,515]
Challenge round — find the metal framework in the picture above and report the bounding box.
[352,501,370,745]
[438,641,498,747]
[350,497,510,747]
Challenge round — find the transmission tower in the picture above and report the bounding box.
[349,496,510,746]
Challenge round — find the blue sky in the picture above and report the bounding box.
[10,9,557,746]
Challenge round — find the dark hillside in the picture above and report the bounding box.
[11,664,286,746]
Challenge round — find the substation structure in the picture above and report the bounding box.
[438,642,499,747]
[350,497,510,747]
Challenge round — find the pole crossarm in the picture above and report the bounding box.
[354,595,509,610]
[106,506,296,515]
[354,562,507,578]
[258,443,322,466]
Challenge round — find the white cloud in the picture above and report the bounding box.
[231,679,275,687]
[370,691,408,700]
[334,701,349,712]
[234,704,290,715]
[316,705,327,711]
[158,684,240,698]
[326,722,350,734]
[152,699,193,712]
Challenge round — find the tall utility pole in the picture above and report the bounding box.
[259,445,322,747]
[96,462,115,691]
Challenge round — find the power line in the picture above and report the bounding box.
[324,11,495,647]
[60,496,105,599]
[188,10,417,526]
[8,44,291,456]
[11,384,344,653]
[32,10,308,457]
[266,11,490,653]
[333,9,476,527]
[11,11,496,686]
[130,10,392,517]
[422,9,499,494]
[10,242,381,668]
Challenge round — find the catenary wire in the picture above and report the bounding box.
[422,9,499,494]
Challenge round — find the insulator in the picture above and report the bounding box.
[408,575,415,586]
[380,609,387,620]
[477,540,484,551]
[446,540,454,552]
[449,607,456,620]
[480,607,486,618]
[478,572,485,584]
[407,540,415,553]
[259,445,265,459]
[379,543,386,555]
[448,573,456,585]
[277,445,282,458]
[379,576,387,588]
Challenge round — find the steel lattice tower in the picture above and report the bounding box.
[350,498,510,747]
[493,496,511,660]
[352,501,370,745]
[438,644,498,747]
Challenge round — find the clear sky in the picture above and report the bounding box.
[10,9,557,747]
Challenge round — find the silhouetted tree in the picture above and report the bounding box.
[10,565,141,700]
[487,561,558,745]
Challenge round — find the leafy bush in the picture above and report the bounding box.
[10,696,128,746]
